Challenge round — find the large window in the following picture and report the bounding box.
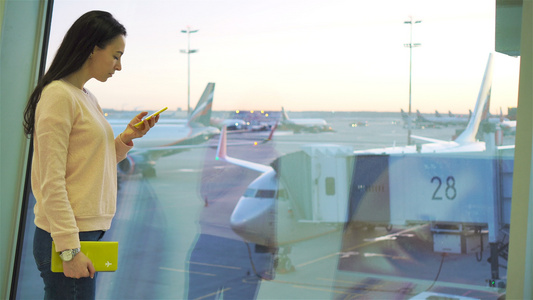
[14,1,520,299]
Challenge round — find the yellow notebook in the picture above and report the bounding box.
[51,241,118,272]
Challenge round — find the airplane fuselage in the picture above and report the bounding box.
[230,169,337,247]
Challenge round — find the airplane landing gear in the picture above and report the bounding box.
[274,247,295,274]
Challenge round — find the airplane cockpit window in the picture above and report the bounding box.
[244,188,257,198]
[256,189,276,199]
[14,1,519,299]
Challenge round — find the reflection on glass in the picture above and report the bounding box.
[15,1,519,299]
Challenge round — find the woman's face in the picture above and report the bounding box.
[89,35,126,82]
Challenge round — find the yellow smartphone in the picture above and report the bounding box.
[134,107,168,128]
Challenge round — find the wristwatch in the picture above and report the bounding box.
[59,248,81,262]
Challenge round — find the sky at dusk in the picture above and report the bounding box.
[47,0,521,114]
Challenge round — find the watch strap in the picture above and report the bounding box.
[59,248,81,261]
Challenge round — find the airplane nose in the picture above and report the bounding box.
[230,197,276,246]
[229,216,250,236]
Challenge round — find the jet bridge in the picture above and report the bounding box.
[271,144,354,223]
[345,150,514,284]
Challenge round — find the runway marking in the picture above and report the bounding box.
[159,267,216,276]
[339,251,359,258]
[177,168,201,172]
[297,224,427,269]
[188,261,242,270]
[268,277,407,298]
[318,275,497,298]
[290,284,350,296]
[296,252,340,268]
[316,277,353,285]
[194,288,231,300]
[363,252,411,260]
[338,251,410,261]
[363,232,415,242]
[332,270,500,294]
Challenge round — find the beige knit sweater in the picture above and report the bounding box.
[32,80,132,252]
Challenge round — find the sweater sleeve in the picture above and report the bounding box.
[115,136,133,162]
[34,88,80,251]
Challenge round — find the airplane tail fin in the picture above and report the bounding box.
[416,110,425,121]
[263,122,278,143]
[188,83,215,127]
[454,53,494,144]
[281,107,290,121]
[216,125,228,161]
[480,90,492,122]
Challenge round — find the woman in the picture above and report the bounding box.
[23,10,157,299]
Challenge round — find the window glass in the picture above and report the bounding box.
[15,1,519,299]
[277,188,288,200]
[244,188,258,197]
[325,177,336,196]
[256,190,276,199]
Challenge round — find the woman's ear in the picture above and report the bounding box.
[93,44,103,53]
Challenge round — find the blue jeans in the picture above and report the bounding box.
[33,227,105,300]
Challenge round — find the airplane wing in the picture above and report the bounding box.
[129,118,277,168]
[410,135,448,144]
[497,145,515,150]
[131,143,218,155]
[216,126,273,173]
[113,83,221,177]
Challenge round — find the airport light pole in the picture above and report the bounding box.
[404,17,421,145]
[180,26,198,116]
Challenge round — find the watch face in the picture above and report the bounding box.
[60,250,73,261]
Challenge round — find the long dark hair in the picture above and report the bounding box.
[23,10,127,137]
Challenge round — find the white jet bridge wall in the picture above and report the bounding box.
[301,145,354,223]
[388,153,499,226]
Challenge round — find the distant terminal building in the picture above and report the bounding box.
[229,110,281,129]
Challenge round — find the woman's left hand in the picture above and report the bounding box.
[119,112,159,145]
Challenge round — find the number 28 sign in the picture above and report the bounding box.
[387,154,497,225]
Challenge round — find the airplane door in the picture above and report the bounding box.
[311,155,351,223]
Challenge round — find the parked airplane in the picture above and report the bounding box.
[446,110,471,119]
[500,117,516,135]
[211,118,247,131]
[416,109,470,127]
[400,109,433,129]
[214,53,497,272]
[110,83,220,177]
[277,107,334,133]
[361,51,492,153]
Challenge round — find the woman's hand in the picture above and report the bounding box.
[119,112,159,145]
[62,252,95,279]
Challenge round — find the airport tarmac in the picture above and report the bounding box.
[14,115,511,299]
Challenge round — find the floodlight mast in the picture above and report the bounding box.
[180,26,198,116]
[404,17,421,145]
